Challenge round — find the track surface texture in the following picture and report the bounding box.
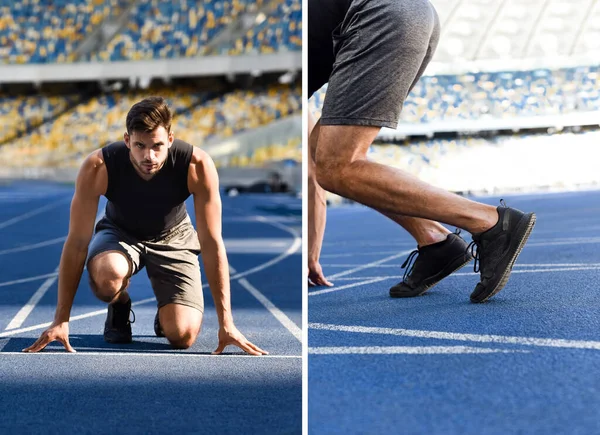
[309,190,600,435]
[0,180,301,435]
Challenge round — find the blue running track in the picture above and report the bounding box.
[309,190,600,435]
[0,180,301,435]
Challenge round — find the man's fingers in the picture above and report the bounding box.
[317,276,333,287]
[212,342,226,355]
[248,341,268,355]
[238,341,262,356]
[22,335,50,353]
[310,272,333,287]
[58,337,77,353]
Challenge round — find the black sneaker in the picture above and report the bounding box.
[154,311,165,338]
[468,200,536,303]
[104,298,135,343]
[390,231,473,298]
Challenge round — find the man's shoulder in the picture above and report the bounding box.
[188,145,215,169]
[187,146,218,192]
[77,149,108,196]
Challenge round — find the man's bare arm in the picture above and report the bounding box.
[54,150,107,321]
[188,148,266,355]
[189,148,232,328]
[308,110,333,286]
[24,150,106,352]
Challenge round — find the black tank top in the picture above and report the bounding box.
[102,139,193,240]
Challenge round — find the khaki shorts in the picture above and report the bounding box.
[87,214,204,313]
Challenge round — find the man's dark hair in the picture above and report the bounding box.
[126,96,173,134]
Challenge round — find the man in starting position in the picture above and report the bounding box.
[25,97,267,354]
[307,0,536,302]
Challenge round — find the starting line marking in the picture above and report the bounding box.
[0,351,301,359]
[309,346,526,355]
[309,323,600,351]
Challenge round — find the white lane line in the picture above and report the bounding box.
[0,235,300,290]
[0,297,156,338]
[320,251,400,259]
[1,210,299,338]
[229,264,301,343]
[223,216,299,223]
[229,236,301,280]
[0,237,292,257]
[0,236,66,256]
[4,208,104,331]
[0,351,301,358]
[308,278,389,297]
[252,214,301,237]
[328,251,412,280]
[309,323,600,351]
[308,346,525,355]
[0,197,70,230]
[323,263,600,268]
[5,266,60,330]
[323,264,398,268]
[238,278,302,342]
[225,238,294,254]
[0,273,58,288]
[527,238,600,247]
[514,263,600,267]
[317,266,600,283]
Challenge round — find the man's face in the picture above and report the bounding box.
[124,127,174,179]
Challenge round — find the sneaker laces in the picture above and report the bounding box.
[467,199,508,274]
[112,303,135,327]
[466,240,480,273]
[401,249,420,282]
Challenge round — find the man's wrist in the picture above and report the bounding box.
[219,314,234,329]
[54,307,71,324]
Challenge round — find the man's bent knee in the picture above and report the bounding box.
[314,125,379,193]
[163,324,200,349]
[166,328,198,349]
[315,156,348,194]
[159,304,203,349]
[87,251,131,302]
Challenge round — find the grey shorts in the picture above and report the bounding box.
[310,0,441,129]
[87,215,204,313]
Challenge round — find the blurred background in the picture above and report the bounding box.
[309,0,600,203]
[0,0,302,193]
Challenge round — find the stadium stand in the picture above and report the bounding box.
[0,81,301,168]
[227,137,301,167]
[0,0,299,63]
[310,65,600,122]
[225,0,301,55]
[0,0,128,64]
[0,92,83,142]
[90,0,261,61]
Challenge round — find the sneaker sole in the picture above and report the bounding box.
[390,253,473,298]
[470,212,537,303]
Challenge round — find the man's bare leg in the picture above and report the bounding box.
[88,251,134,343]
[309,113,458,287]
[314,124,499,233]
[379,212,451,247]
[158,303,203,349]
